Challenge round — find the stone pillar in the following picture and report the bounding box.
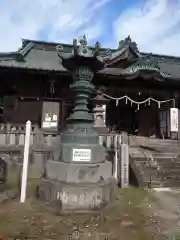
[120,132,129,188]
[93,93,109,133]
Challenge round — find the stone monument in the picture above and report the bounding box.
[37,36,114,213]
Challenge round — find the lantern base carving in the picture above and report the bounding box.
[37,171,115,214]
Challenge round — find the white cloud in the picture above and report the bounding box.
[2,0,180,56]
[113,0,180,56]
[0,0,110,52]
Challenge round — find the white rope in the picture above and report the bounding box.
[103,93,174,106]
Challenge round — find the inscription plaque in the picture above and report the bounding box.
[72,149,91,162]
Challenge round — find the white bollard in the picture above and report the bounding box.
[20,120,31,203]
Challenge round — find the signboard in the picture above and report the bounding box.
[41,102,59,131]
[72,149,91,162]
[170,108,178,132]
[42,121,58,128]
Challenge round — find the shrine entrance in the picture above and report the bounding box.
[106,100,135,134]
[106,100,160,137]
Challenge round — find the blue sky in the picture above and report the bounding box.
[1,0,180,56]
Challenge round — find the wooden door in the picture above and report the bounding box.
[60,101,73,130]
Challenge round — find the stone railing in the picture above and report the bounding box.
[0,123,43,148]
[0,123,127,186]
[42,133,122,150]
[98,134,122,149]
[0,123,123,150]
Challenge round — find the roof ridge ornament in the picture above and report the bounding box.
[118,35,139,53]
[78,35,87,46]
[56,44,64,59]
[94,41,101,57]
[78,35,89,56]
[105,48,112,56]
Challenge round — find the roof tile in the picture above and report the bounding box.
[0,39,180,80]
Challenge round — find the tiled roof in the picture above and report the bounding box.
[0,48,66,71]
[0,39,180,81]
[158,61,180,79]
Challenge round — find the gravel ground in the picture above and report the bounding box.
[0,187,167,240]
[148,188,180,239]
[0,164,179,239]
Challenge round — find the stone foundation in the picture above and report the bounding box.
[37,178,115,214]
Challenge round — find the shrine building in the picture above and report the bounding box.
[0,36,179,139]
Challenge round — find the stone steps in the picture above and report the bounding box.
[156,163,180,169]
[154,160,180,169]
[161,181,180,187]
[130,151,180,188]
[148,180,180,188]
[145,180,164,188]
[129,136,180,148]
[129,157,159,187]
[129,137,180,188]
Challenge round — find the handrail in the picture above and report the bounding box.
[130,135,152,189]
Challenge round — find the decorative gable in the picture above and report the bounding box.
[105,36,141,68]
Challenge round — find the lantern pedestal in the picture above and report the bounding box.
[38,178,115,214]
[38,160,114,213]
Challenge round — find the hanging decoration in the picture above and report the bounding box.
[148,99,151,106]
[116,99,119,106]
[102,93,174,110]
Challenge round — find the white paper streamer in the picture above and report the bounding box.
[103,93,174,108]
